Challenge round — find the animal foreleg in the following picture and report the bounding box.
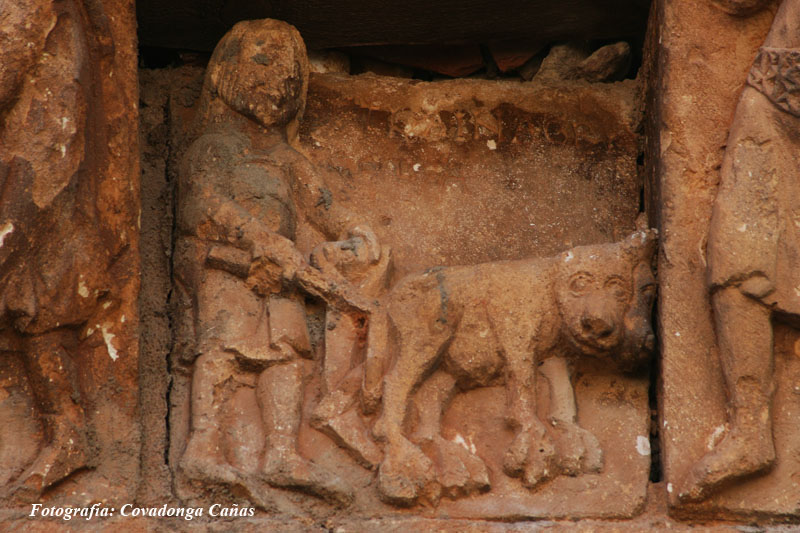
[501,345,556,489]
[539,357,602,475]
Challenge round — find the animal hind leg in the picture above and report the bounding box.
[373,324,451,506]
[412,371,490,499]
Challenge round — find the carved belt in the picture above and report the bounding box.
[747,46,800,117]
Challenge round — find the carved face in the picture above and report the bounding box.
[206,19,309,128]
[556,231,657,368]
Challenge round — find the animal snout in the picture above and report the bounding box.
[581,313,615,338]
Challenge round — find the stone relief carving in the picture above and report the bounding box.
[678,0,800,503]
[1,0,101,499]
[370,230,657,506]
[172,17,656,517]
[174,19,376,505]
[0,0,139,505]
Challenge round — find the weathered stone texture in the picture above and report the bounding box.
[652,0,800,519]
[0,0,139,507]
[160,18,654,523]
[298,73,643,278]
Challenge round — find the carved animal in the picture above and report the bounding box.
[368,230,657,505]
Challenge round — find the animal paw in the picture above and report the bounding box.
[521,434,557,489]
[377,438,437,506]
[553,422,604,476]
[503,427,533,477]
[430,436,490,498]
[503,423,557,489]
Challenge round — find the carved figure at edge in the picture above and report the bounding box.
[0,0,115,499]
[175,19,376,505]
[368,230,657,506]
[679,0,800,502]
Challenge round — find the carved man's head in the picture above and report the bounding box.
[555,230,657,369]
[205,19,309,128]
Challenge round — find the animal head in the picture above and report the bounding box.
[309,227,393,300]
[555,230,657,370]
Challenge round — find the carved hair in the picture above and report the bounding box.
[197,19,310,131]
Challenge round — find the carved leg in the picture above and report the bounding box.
[11,333,88,493]
[679,287,775,502]
[258,360,353,506]
[362,308,390,415]
[180,349,238,484]
[501,345,557,489]
[540,357,603,476]
[373,328,449,506]
[413,371,490,499]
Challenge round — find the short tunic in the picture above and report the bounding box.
[708,46,800,316]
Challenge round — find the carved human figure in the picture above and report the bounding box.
[679,0,800,502]
[175,19,375,504]
[0,0,113,498]
[367,230,657,506]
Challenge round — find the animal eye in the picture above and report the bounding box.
[568,272,594,295]
[604,277,629,302]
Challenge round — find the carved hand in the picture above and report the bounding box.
[250,229,305,282]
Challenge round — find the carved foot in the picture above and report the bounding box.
[553,421,604,476]
[4,421,88,501]
[678,429,775,503]
[377,437,437,506]
[503,422,557,489]
[261,446,354,506]
[180,431,238,484]
[311,392,383,469]
[430,436,490,499]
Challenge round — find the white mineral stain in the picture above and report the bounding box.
[564,251,574,262]
[486,139,497,150]
[454,434,477,454]
[636,435,651,456]
[100,324,119,361]
[413,163,421,172]
[667,483,674,493]
[0,222,14,248]
[707,425,726,451]
[78,281,90,298]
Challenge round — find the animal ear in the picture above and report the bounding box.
[622,228,658,264]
